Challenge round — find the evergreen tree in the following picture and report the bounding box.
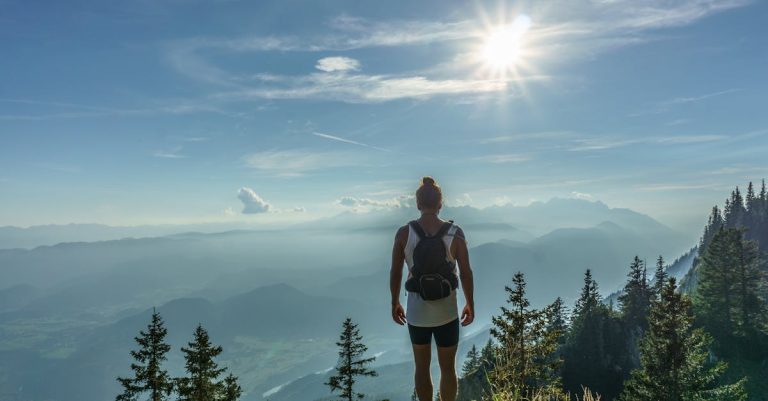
[695,227,766,355]
[652,255,668,300]
[325,318,377,401]
[461,345,481,377]
[619,278,747,401]
[562,270,627,400]
[176,324,240,401]
[116,308,174,401]
[546,297,568,346]
[572,269,600,319]
[488,272,561,395]
[457,339,495,401]
[221,374,242,401]
[619,256,652,331]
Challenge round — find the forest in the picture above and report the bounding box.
[114,182,768,401]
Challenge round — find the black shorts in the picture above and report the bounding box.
[408,318,460,347]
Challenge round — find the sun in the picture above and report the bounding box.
[480,15,532,71]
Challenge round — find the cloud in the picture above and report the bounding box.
[212,73,518,104]
[571,191,593,200]
[293,206,306,212]
[153,146,187,159]
[223,207,236,216]
[316,57,360,72]
[337,195,415,209]
[631,88,742,116]
[237,187,271,214]
[474,153,532,164]
[243,149,359,176]
[160,2,751,104]
[312,132,390,152]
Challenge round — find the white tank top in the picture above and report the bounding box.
[404,222,460,327]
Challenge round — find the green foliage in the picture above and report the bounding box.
[652,255,668,300]
[561,270,628,400]
[116,308,174,401]
[176,324,241,401]
[694,227,767,357]
[325,317,378,401]
[618,256,651,331]
[620,278,747,401]
[489,272,562,396]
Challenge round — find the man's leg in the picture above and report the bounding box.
[412,344,433,401]
[436,344,458,401]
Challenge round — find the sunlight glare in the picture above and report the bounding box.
[481,15,532,69]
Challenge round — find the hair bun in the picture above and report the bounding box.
[421,176,436,186]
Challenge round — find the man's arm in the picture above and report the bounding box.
[390,225,408,325]
[453,227,475,326]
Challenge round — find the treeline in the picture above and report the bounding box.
[454,181,768,401]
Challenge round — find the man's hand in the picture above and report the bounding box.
[392,303,406,325]
[461,304,474,326]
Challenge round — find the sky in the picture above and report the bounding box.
[1,0,767,236]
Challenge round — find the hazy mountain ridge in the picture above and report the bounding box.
[0,197,700,401]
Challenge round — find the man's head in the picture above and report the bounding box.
[416,176,442,213]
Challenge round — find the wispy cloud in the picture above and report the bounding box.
[337,194,415,209]
[568,133,727,151]
[153,147,187,159]
[474,153,532,164]
[630,88,742,116]
[311,132,390,152]
[635,182,726,192]
[315,56,360,72]
[242,149,362,176]
[480,131,574,144]
[163,1,751,104]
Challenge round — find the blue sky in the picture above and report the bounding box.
[1,0,767,236]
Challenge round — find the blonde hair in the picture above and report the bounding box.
[416,176,442,210]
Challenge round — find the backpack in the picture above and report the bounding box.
[404,220,459,301]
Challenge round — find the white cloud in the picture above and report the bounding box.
[293,206,306,212]
[212,73,518,104]
[223,207,236,216]
[161,1,751,105]
[475,153,532,164]
[242,149,359,176]
[571,191,593,200]
[153,146,187,159]
[316,57,360,72]
[337,195,415,209]
[237,187,271,214]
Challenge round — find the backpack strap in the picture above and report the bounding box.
[408,220,427,239]
[409,220,454,239]
[435,221,454,239]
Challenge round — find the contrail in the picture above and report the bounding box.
[312,132,391,152]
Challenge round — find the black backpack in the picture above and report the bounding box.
[404,220,459,301]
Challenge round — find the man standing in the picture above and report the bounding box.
[390,177,475,401]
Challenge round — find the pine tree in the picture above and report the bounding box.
[546,297,568,346]
[572,269,600,319]
[619,278,747,401]
[652,255,668,300]
[325,318,377,401]
[489,272,561,395]
[695,227,766,354]
[619,256,651,331]
[176,324,240,401]
[116,308,173,401]
[562,270,627,400]
[221,374,242,401]
[461,345,481,377]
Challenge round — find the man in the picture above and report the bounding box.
[390,176,475,401]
